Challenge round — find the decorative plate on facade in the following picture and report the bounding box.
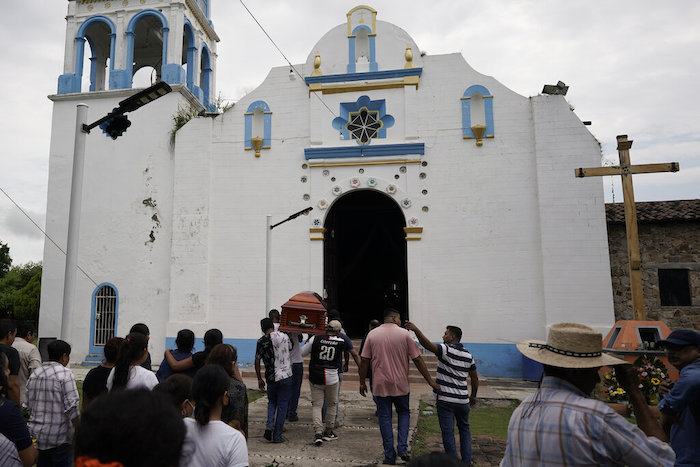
[332,185,343,196]
[401,198,412,209]
[350,177,361,188]
[367,177,377,187]
[409,217,420,227]
[386,184,397,194]
[312,218,322,227]
[317,199,329,210]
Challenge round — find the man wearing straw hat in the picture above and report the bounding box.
[501,323,675,466]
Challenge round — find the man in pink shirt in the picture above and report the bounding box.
[359,309,440,465]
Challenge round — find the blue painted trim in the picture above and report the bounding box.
[347,36,355,73]
[244,101,272,149]
[125,9,170,88]
[183,19,196,89]
[306,68,422,85]
[109,69,131,90]
[162,63,186,84]
[88,283,118,355]
[304,143,424,160]
[369,35,377,72]
[462,85,495,139]
[77,15,116,38]
[456,342,522,378]
[200,44,212,110]
[57,73,80,94]
[164,337,259,367]
[85,36,97,92]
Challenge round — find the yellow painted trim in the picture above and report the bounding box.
[463,135,495,140]
[309,159,423,168]
[310,78,419,96]
[244,147,252,150]
[263,146,271,149]
[406,237,422,241]
[310,237,324,241]
[244,111,273,115]
[309,228,326,233]
[460,95,494,100]
[403,227,423,234]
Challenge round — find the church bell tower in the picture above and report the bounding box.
[57,0,219,110]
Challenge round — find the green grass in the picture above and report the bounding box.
[247,388,266,403]
[412,399,518,458]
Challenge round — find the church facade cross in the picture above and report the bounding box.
[575,134,680,320]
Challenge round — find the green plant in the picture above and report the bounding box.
[170,104,200,139]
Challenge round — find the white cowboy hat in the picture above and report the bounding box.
[517,323,629,368]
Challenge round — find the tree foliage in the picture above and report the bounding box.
[0,261,42,321]
[0,240,11,278]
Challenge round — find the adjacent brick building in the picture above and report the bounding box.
[607,199,700,329]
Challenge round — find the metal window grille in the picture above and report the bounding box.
[94,285,117,346]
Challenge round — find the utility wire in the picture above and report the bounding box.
[0,186,99,287]
[238,0,339,120]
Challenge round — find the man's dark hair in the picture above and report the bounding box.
[17,321,36,340]
[154,374,193,410]
[446,325,463,341]
[369,319,381,330]
[260,318,274,333]
[75,388,186,467]
[175,329,195,352]
[103,337,124,364]
[383,308,400,320]
[203,329,223,349]
[47,339,71,361]
[268,309,280,322]
[130,323,150,337]
[0,319,17,339]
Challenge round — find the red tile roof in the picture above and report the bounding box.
[606,199,700,223]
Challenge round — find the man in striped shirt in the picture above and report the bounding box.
[406,322,478,464]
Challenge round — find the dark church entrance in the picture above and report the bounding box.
[323,190,408,337]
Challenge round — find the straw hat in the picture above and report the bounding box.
[517,323,629,368]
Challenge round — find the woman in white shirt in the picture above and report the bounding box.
[107,332,158,391]
[180,365,248,467]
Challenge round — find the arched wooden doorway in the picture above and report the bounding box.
[323,190,408,337]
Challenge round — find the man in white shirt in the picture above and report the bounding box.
[12,321,41,405]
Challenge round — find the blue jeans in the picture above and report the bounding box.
[376,394,410,463]
[437,400,472,463]
[38,443,72,467]
[266,376,292,441]
[287,362,304,418]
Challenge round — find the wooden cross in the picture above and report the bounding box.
[575,134,680,320]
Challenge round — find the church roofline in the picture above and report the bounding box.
[606,199,700,223]
[185,0,220,42]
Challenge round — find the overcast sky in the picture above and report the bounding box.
[1,0,698,265]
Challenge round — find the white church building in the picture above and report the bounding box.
[40,1,615,377]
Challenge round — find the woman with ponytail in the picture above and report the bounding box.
[179,365,248,467]
[106,333,158,391]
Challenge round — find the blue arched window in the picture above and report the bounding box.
[347,24,377,73]
[58,15,116,94]
[125,9,169,87]
[244,100,272,151]
[89,283,118,355]
[200,43,213,111]
[183,19,197,91]
[462,85,495,140]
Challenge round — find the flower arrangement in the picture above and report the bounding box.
[602,354,668,405]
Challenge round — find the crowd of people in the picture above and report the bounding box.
[0,314,698,466]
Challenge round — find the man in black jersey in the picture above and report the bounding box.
[301,320,346,445]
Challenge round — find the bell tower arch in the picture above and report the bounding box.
[57,0,219,110]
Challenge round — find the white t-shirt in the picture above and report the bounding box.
[180,418,249,467]
[106,365,158,391]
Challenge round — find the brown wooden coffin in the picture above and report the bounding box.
[279,291,327,335]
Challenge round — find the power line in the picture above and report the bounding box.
[238,0,339,120]
[0,186,99,287]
